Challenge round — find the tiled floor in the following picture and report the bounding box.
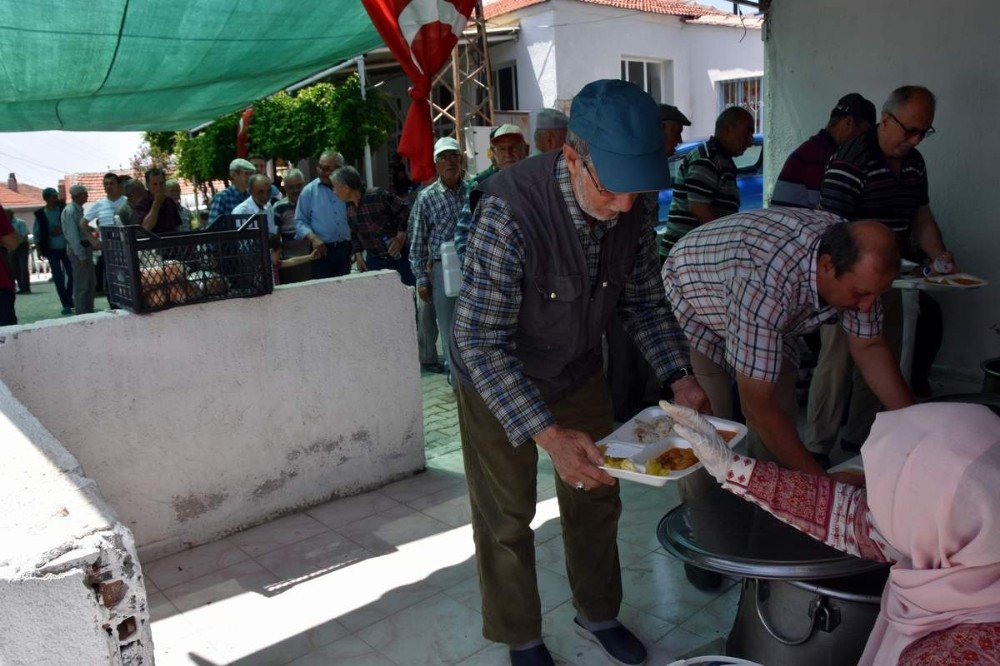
[144,371,737,665]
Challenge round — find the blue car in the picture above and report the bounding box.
[655,134,764,254]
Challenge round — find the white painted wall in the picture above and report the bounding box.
[548,0,763,140]
[0,382,152,665]
[764,0,1000,380]
[0,273,425,561]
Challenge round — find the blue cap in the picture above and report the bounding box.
[568,79,670,192]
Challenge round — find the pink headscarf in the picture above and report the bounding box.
[859,402,1000,665]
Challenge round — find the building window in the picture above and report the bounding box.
[621,58,662,102]
[718,76,763,133]
[493,64,518,111]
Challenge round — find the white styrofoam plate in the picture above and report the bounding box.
[893,272,988,291]
[597,406,747,487]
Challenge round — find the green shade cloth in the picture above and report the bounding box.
[0,1,382,131]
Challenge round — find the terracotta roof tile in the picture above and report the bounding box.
[0,183,45,208]
[483,0,725,20]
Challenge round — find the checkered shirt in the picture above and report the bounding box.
[454,153,691,446]
[408,177,467,288]
[347,188,409,255]
[661,207,882,383]
[208,185,249,226]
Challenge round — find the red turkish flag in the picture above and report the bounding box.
[363,0,476,181]
[236,106,254,158]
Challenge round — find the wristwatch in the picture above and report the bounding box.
[664,366,694,386]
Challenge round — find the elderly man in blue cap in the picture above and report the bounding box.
[452,80,710,666]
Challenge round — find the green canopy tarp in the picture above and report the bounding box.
[0,1,382,131]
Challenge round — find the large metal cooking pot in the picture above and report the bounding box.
[727,568,888,666]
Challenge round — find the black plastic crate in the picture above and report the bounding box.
[101,214,273,314]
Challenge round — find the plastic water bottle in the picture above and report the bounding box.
[440,241,462,297]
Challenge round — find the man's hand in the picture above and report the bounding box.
[387,231,406,258]
[152,190,166,207]
[51,226,63,236]
[308,235,327,257]
[417,284,432,303]
[671,375,712,414]
[354,252,367,272]
[534,424,616,491]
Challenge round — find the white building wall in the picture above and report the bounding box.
[0,274,426,562]
[764,0,1000,381]
[546,0,763,140]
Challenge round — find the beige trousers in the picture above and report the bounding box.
[805,289,903,454]
[680,348,797,499]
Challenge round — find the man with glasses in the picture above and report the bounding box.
[409,137,467,382]
[808,85,956,458]
[451,80,709,666]
[295,149,351,279]
[273,169,311,284]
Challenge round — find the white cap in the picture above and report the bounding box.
[229,158,256,173]
[433,137,461,159]
[491,123,525,141]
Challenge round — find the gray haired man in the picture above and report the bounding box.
[274,168,311,283]
[62,184,96,314]
[295,149,352,278]
[533,108,569,153]
[452,80,709,666]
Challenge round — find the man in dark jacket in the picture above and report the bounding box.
[33,187,73,314]
[452,79,709,666]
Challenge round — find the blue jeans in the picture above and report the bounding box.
[47,248,74,308]
[365,249,416,286]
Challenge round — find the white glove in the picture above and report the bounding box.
[659,401,732,484]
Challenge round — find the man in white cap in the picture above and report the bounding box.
[533,108,569,153]
[454,123,529,257]
[452,80,709,666]
[408,136,467,382]
[208,158,256,226]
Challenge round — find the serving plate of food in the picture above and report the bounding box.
[596,406,747,487]
[921,273,988,289]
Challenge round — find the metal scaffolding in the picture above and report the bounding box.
[429,1,495,151]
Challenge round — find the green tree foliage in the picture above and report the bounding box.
[172,75,394,191]
[249,74,394,164]
[175,112,240,190]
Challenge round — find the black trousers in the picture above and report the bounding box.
[310,241,352,279]
[0,289,16,326]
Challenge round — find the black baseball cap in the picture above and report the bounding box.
[831,93,877,127]
[659,104,691,126]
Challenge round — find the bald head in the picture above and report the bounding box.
[849,220,900,274]
[817,220,899,314]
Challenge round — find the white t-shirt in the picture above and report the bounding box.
[85,196,125,228]
[231,197,277,234]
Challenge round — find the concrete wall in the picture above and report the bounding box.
[0,273,425,561]
[763,0,1000,380]
[0,382,153,665]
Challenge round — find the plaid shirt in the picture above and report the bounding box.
[454,153,691,446]
[208,185,249,226]
[408,177,466,288]
[346,188,409,255]
[662,207,882,383]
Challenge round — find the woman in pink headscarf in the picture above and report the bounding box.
[661,401,1000,665]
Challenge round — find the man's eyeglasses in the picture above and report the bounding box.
[581,159,616,196]
[317,163,338,172]
[887,112,935,140]
[435,152,462,162]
